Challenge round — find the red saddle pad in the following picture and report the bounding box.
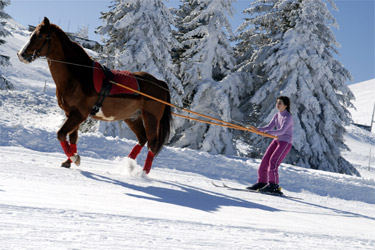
[93,61,139,95]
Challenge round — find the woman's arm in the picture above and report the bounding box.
[257,114,277,132]
[267,115,293,136]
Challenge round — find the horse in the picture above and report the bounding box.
[17,17,172,174]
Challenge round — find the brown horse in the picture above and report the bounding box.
[17,17,172,174]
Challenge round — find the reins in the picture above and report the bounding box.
[45,58,277,139]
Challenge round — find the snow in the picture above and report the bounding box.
[348,78,375,129]
[1,18,375,250]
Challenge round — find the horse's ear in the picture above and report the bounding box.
[42,17,50,27]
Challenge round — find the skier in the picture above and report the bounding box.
[247,96,294,194]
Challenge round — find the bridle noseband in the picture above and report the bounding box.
[32,31,52,61]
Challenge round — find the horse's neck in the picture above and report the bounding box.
[48,33,94,94]
[48,42,93,73]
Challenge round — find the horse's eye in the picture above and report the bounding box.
[38,34,43,39]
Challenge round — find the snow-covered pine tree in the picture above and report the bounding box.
[97,0,183,140]
[234,0,277,91]
[0,0,12,90]
[234,0,293,123]
[230,1,273,144]
[171,0,237,155]
[232,0,290,152]
[245,0,359,175]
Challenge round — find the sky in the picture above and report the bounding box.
[4,0,375,85]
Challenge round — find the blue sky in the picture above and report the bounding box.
[5,0,375,84]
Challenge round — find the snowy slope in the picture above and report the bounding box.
[1,146,374,250]
[348,79,375,129]
[0,20,53,94]
[1,19,375,249]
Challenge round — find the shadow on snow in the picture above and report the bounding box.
[80,170,279,213]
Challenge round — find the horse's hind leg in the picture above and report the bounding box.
[124,117,147,160]
[141,110,160,174]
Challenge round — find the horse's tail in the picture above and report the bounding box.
[154,82,173,155]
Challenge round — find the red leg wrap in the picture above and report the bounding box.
[67,144,77,163]
[70,144,77,154]
[60,140,74,158]
[143,151,155,174]
[128,144,143,160]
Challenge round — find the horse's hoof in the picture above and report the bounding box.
[70,154,81,166]
[61,159,71,168]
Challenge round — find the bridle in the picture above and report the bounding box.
[32,31,52,61]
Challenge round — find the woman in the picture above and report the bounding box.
[247,96,293,194]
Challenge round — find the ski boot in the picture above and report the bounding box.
[259,183,283,195]
[246,182,267,191]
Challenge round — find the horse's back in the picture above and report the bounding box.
[133,71,169,98]
[133,71,160,83]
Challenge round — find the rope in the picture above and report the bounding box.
[46,58,249,128]
[45,58,277,139]
[110,80,277,139]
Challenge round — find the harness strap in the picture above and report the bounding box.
[90,64,114,116]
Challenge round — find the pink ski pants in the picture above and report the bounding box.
[257,140,292,184]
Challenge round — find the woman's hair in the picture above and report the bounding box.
[277,96,291,114]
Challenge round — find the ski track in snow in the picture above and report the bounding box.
[1,18,375,250]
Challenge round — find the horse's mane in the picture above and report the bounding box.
[50,23,95,95]
[50,24,92,63]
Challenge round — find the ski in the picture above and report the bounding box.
[211,181,302,200]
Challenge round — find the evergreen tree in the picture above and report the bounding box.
[0,0,12,90]
[234,0,290,124]
[244,0,359,175]
[171,0,237,155]
[97,0,183,140]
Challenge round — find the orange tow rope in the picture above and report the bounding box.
[110,80,278,139]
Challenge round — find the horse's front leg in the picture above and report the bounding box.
[60,129,79,168]
[58,109,85,168]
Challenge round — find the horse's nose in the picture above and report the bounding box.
[17,51,24,60]
[17,50,30,63]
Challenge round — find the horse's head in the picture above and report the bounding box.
[17,17,52,64]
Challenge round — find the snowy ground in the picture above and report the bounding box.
[1,144,374,250]
[1,19,375,250]
[347,78,375,130]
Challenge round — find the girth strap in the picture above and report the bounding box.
[90,65,113,116]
